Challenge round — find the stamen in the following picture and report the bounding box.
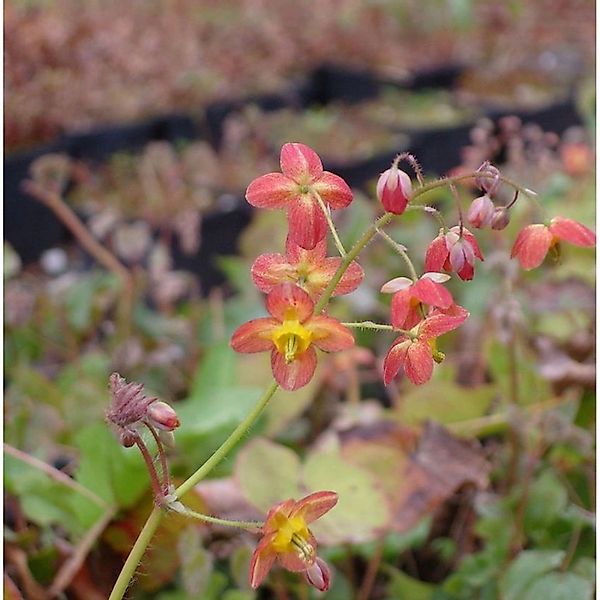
[285,336,299,363]
[291,533,315,563]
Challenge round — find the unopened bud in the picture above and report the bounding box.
[119,431,138,448]
[304,557,331,592]
[146,401,180,431]
[475,161,501,197]
[376,166,412,215]
[467,195,494,228]
[490,207,511,230]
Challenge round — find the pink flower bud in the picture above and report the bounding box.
[467,195,494,228]
[376,165,412,215]
[146,401,180,431]
[304,558,331,592]
[490,207,511,230]
[475,161,500,197]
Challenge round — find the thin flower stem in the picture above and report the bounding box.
[376,229,419,281]
[144,422,171,495]
[134,434,166,505]
[406,205,448,230]
[449,184,464,236]
[312,189,347,257]
[180,508,262,530]
[175,380,279,499]
[342,321,394,331]
[393,152,425,187]
[108,507,162,600]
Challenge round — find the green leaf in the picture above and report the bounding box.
[235,438,302,511]
[500,550,565,600]
[178,525,214,597]
[524,470,568,536]
[523,572,593,600]
[302,449,391,544]
[385,566,435,600]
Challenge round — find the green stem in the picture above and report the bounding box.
[181,507,262,530]
[376,229,419,281]
[342,321,394,332]
[175,381,279,498]
[108,507,162,600]
[312,189,347,257]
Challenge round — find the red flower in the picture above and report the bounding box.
[252,237,364,300]
[383,306,469,385]
[425,226,484,281]
[466,194,495,229]
[511,217,596,270]
[376,165,412,215]
[230,283,354,390]
[246,143,353,250]
[249,491,338,591]
[381,272,453,330]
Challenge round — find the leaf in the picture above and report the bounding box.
[235,438,302,511]
[500,550,565,600]
[229,544,254,592]
[522,572,593,600]
[524,470,568,536]
[391,381,496,426]
[302,449,391,544]
[178,525,213,597]
[385,566,435,600]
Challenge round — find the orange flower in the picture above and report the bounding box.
[251,236,363,300]
[511,217,596,270]
[249,491,338,591]
[245,143,353,250]
[230,283,354,390]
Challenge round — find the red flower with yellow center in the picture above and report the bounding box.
[245,143,353,250]
[383,305,469,385]
[511,217,596,270]
[251,237,364,300]
[249,491,338,591]
[230,283,354,390]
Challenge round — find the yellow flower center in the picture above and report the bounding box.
[272,319,313,363]
[271,512,315,562]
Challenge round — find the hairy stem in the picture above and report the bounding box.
[312,189,347,257]
[376,229,419,281]
[180,507,262,530]
[342,321,394,331]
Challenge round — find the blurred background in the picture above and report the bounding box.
[4,1,596,599]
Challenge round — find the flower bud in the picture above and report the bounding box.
[376,165,412,215]
[304,557,331,592]
[490,207,511,230]
[467,195,494,228]
[146,401,180,431]
[475,161,500,197]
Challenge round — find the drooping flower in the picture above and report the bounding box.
[383,305,469,385]
[376,165,412,215]
[381,272,453,330]
[511,217,596,270]
[249,491,338,591]
[251,237,364,300]
[466,194,495,229]
[425,226,484,281]
[246,143,353,250]
[230,283,354,390]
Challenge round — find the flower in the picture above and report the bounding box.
[466,194,495,228]
[511,217,596,270]
[249,491,338,591]
[383,306,469,385]
[475,161,501,196]
[251,237,364,300]
[376,165,412,215]
[246,143,353,250]
[425,226,484,281]
[230,283,354,390]
[381,272,453,330]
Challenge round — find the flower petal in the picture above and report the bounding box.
[421,272,451,283]
[251,253,296,293]
[231,318,278,353]
[418,309,469,339]
[286,236,327,262]
[304,557,331,592]
[380,276,413,294]
[280,143,323,183]
[249,532,278,589]
[288,196,328,250]
[305,316,354,351]
[511,224,553,270]
[263,499,296,533]
[266,283,314,322]
[405,341,434,385]
[390,289,412,329]
[550,217,596,247]
[271,346,317,391]
[425,234,449,272]
[246,173,297,208]
[411,278,453,309]
[292,491,339,524]
[311,171,353,209]
[383,338,410,385]
[455,227,484,261]
[331,260,364,296]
